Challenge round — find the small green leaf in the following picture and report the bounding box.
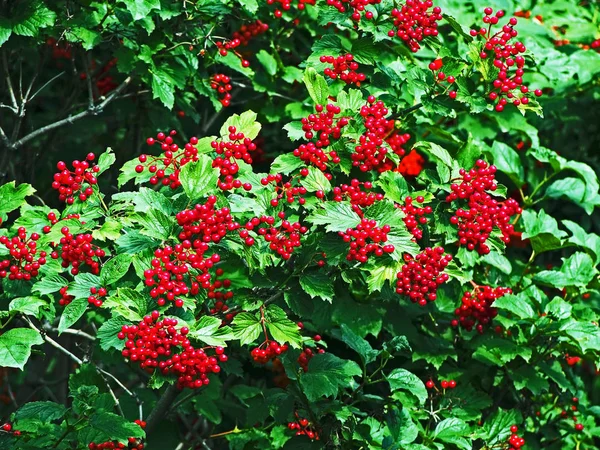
[231,312,262,346]
[299,353,361,402]
[306,201,362,232]
[0,182,36,218]
[190,316,234,347]
[256,50,277,76]
[265,305,302,348]
[299,271,334,302]
[14,401,67,422]
[386,368,427,405]
[57,298,88,333]
[300,168,332,193]
[303,67,329,106]
[97,316,130,351]
[220,111,262,140]
[100,254,132,285]
[0,328,44,369]
[271,153,305,175]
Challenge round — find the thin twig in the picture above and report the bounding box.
[43,324,96,341]
[2,49,17,109]
[10,76,132,149]
[28,71,65,102]
[24,317,84,365]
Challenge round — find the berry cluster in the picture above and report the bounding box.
[88,421,146,449]
[216,20,269,67]
[267,0,316,18]
[425,379,457,389]
[400,196,432,240]
[287,413,319,440]
[388,1,443,52]
[251,340,289,364]
[211,127,255,191]
[43,212,82,234]
[88,286,108,307]
[210,74,233,107]
[471,8,542,111]
[144,246,220,307]
[176,196,241,245]
[395,247,452,306]
[298,341,325,372]
[397,149,425,176]
[58,286,74,306]
[339,219,394,263]
[326,0,380,21]
[293,142,340,172]
[0,229,46,280]
[301,104,349,149]
[50,228,105,275]
[451,285,511,333]
[260,174,308,206]
[80,58,119,98]
[1,422,20,436]
[51,153,99,204]
[119,313,226,389]
[428,58,457,99]
[507,425,525,450]
[207,268,235,323]
[137,130,200,189]
[353,96,410,172]
[332,180,383,216]
[46,37,72,60]
[446,160,521,254]
[243,213,307,260]
[320,54,366,86]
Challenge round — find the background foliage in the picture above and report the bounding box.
[0,0,599,449]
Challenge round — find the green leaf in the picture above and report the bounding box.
[151,69,175,109]
[100,254,132,285]
[0,328,43,369]
[386,368,427,405]
[57,298,88,333]
[9,296,47,318]
[256,50,277,76]
[102,288,148,322]
[303,67,329,106]
[179,155,220,201]
[12,1,56,37]
[299,271,334,302]
[300,168,332,193]
[66,27,101,50]
[433,418,470,450]
[190,316,234,347]
[32,274,68,296]
[511,365,549,395]
[481,252,512,274]
[122,0,161,21]
[521,209,567,253]
[335,324,378,364]
[0,182,36,217]
[0,22,11,46]
[68,273,102,300]
[563,220,600,264]
[486,141,523,186]
[93,219,123,241]
[271,153,305,175]
[132,209,173,240]
[14,401,66,422]
[97,316,130,351]
[534,252,596,288]
[493,293,536,320]
[364,262,402,292]
[231,312,262,346]
[220,111,261,141]
[265,305,302,348]
[472,338,532,365]
[90,411,145,443]
[376,171,409,203]
[306,201,362,232]
[560,320,600,355]
[299,353,361,402]
[413,141,454,172]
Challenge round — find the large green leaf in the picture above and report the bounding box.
[0,328,44,369]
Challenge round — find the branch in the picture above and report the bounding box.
[389,102,424,120]
[10,76,133,149]
[145,384,180,434]
[28,71,65,102]
[24,317,84,365]
[2,49,17,110]
[42,323,96,341]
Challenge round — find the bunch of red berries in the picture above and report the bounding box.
[293,142,340,172]
[287,413,319,440]
[52,153,99,204]
[88,286,108,307]
[0,228,46,280]
[46,37,72,60]
[88,420,145,450]
[118,313,226,389]
[298,343,325,372]
[425,379,457,389]
[207,268,235,320]
[215,20,269,67]
[1,423,20,436]
[395,247,452,306]
[176,196,241,244]
[320,54,366,86]
[243,213,307,260]
[446,160,522,254]
[451,286,511,333]
[251,340,289,364]
[58,286,74,306]
[43,212,82,234]
[397,149,425,176]
[470,8,542,111]
[301,104,349,149]
[400,196,432,240]
[325,0,380,21]
[428,58,457,99]
[136,130,200,189]
[50,228,105,275]
[332,180,383,216]
[507,425,525,449]
[267,0,316,18]
[209,74,233,107]
[388,1,443,52]
[339,219,394,263]
[353,96,410,172]
[260,174,309,206]
[211,127,255,191]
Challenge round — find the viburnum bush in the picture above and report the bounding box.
[0,1,600,449]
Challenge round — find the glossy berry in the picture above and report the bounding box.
[320,54,366,86]
[388,1,443,52]
[51,154,99,204]
[396,247,452,306]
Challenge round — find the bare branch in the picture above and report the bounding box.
[1,50,17,110]
[24,317,84,365]
[29,71,65,102]
[10,76,133,149]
